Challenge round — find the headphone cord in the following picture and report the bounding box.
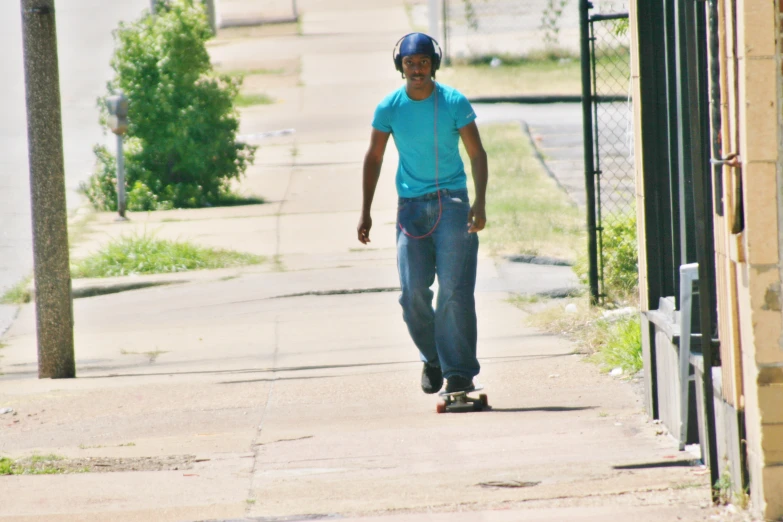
[399,83,442,240]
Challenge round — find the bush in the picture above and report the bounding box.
[82,0,255,211]
[573,213,639,302]
[602,214,639,299]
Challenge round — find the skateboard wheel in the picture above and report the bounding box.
[473,400,483,411]
[479,394,488,407]
[436,401,447,414]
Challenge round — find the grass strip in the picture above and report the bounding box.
[71,233,264,278]
[438,51,630,98]
[0,455,77,475]
[466,123,584,262]
[235,93,275,107]
[0,276,33,305]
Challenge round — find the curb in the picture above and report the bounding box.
[468,94,628,104]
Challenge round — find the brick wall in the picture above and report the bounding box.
[736,0,783,517]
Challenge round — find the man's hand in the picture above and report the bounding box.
[467,201,486,233]
[357,214,373,244]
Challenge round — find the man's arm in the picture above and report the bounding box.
[458,121,488,233]
[357,128,391,244]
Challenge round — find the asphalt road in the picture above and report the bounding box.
[0,1,149,300]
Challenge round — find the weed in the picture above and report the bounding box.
[590,314,642,375]
[70,232,264,278]
[540,0,571,48]
[0,454,73,475]
[671,481,703,490]
[574,212,639,304]
[272,255,286,272]
[1,276,33,305]
[235,93,275,107]
[521,296,641,376]
[715,469,734,505]
[121,348,168,363]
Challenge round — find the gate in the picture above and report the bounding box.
[580,4,634,304]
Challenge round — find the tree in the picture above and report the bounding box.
[83,0,255,210]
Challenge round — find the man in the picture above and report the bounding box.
[356,32,488,395]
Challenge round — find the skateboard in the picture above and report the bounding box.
[436,385,488,413]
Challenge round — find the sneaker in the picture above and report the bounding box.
[421,363,443,394]
[445,375,475,393]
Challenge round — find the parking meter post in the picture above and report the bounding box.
[106,91,129,219]
[116,134,127,219]
[21,0,75,379]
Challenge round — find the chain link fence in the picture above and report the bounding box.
[584,8,635,302]
[219,0,298,27]
[442,0,581,61]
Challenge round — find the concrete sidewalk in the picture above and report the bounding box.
[0,0,746,521]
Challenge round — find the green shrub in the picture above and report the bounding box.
[602,214,639,299]
[573,213,639,302]
[82,0,255,211]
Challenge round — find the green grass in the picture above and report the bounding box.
[590,314,642,375]
[465,123,584,261]
[437,50,629,98]
[0,454,75,475]
[70,233,264,278]
[225,68,285,79]
[439,53,581,98]
[520,296,642,376]
[213,192,265,206]
[235,93,275,107]
[0,276,32,305]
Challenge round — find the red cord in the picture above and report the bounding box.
[399,84,442,239]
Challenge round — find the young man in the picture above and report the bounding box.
[356,32,488,394]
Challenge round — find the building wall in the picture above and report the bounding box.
[629,0,783,517]
[732,0,782,517]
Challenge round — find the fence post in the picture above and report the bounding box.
[580,0,600,305]
[428,0,440,41]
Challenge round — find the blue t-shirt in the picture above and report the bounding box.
[372,83,476,198]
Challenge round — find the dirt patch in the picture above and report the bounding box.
[13,455,196,474]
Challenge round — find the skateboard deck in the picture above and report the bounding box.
[436,385,488,413]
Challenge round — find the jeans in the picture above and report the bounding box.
[396,188,480,379]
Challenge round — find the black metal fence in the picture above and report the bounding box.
[580,5,634,303]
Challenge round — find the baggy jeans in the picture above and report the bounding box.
[396,188,480,379]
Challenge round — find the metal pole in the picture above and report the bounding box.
[580,0,600,305]
[428,0,440,41]
[20,0,75,379]
[204,0,218,33]
[442,0,450,65]
[116,134,127,219]
[689,0,720,502]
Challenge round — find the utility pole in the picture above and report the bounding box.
[20,0,75,379]
[428,0,440,41]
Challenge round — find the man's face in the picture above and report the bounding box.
[402,53,433,88]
